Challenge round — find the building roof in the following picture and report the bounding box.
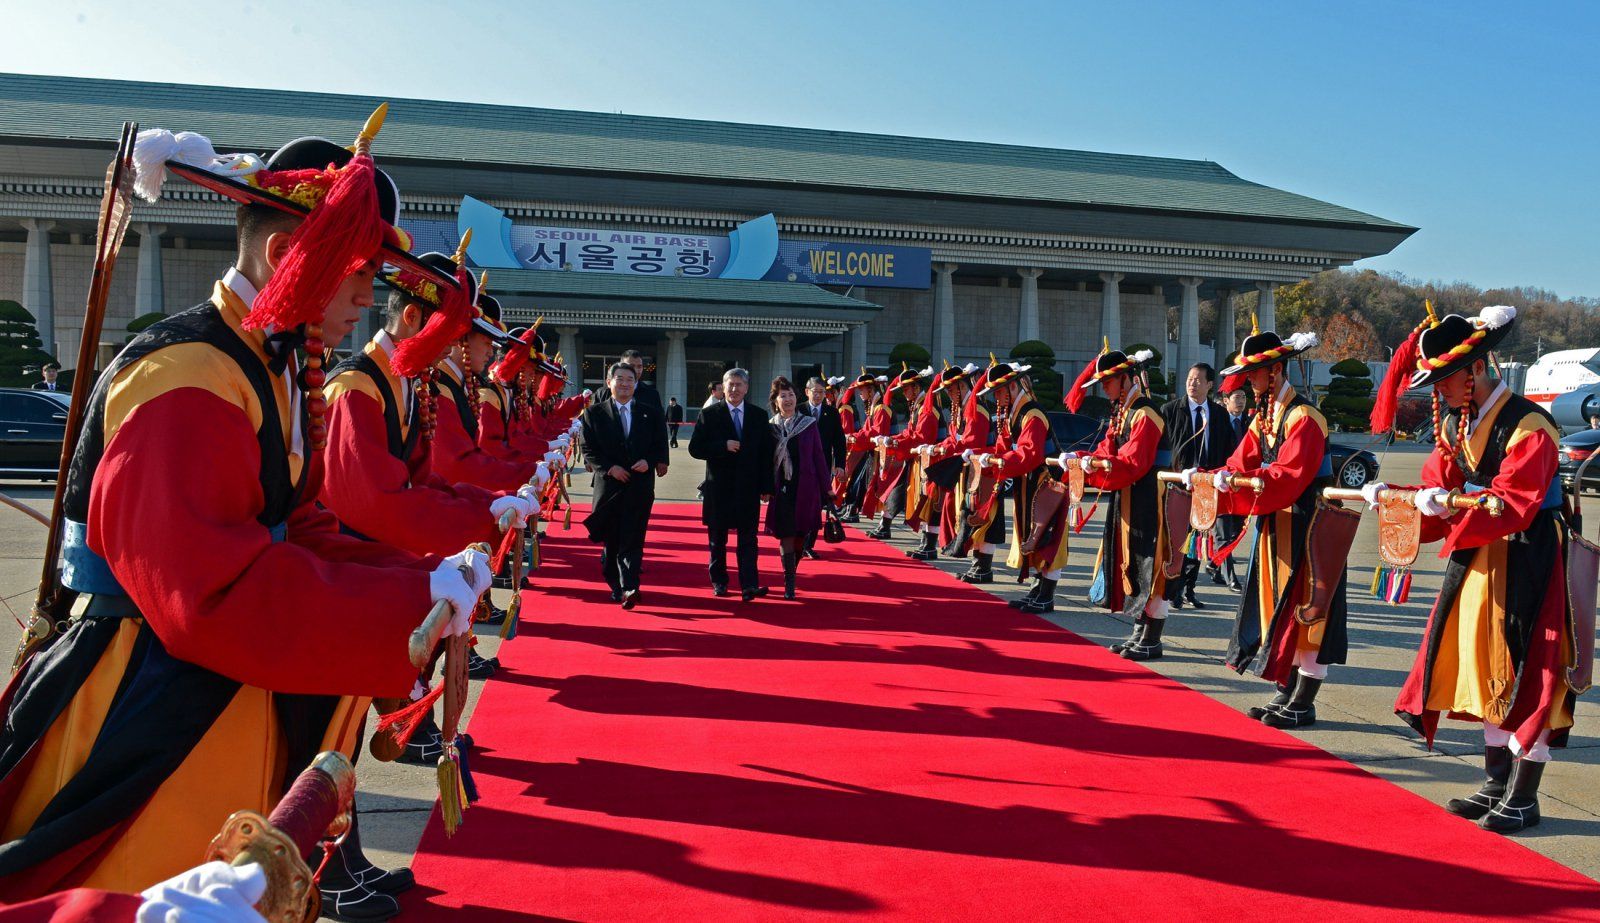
[0,73,1410,231]
[484,269,880,311]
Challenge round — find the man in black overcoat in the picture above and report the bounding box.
[1161,361,1233,607]
[689,368,775,601]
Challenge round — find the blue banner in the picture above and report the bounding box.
[446,197,930,289]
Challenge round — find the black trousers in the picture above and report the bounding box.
[601,531,645,592]
[709,521,761,589]
[668,423,681,447]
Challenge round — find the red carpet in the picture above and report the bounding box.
[405,504,1599,920]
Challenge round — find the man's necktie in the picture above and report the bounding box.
[1194,406,1205,460]
[620,405,631,438]
[733,406,743,438]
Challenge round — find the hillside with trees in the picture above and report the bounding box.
[1202,269,1600,366]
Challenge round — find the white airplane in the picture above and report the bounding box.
[1523,348,1600,429]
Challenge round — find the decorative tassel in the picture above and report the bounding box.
[391,260,475,378]
[456,740,481,804]
[490,519,520,573]
[372,682,444,748]
[1370,565,1412,604]
[1208,528,1249,567]
[1218,371,1248,395]
[1072,500,1099,534]
[437,745,465,837]
[1064,354,1099,412]
[243,155,383,332]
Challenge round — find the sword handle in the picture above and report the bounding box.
[1322,486,1503,517]
[263,752,356,858]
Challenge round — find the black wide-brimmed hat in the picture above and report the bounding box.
[1220,329,1319,376]
[132,107,436,283]
[887,363,934,391]
[473,292,511,343]
[934,362,979,389]
[978,359,1032,398]
[844,370,887,396]
[1081,348,1154,388]
[1409,306,1516,389]
[382,249,479,310]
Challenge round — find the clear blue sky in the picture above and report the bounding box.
[12,1,1600,298]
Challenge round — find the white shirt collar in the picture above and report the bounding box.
[374,329,398,359]
[616,399,632,412]
[1187,397,1206,413]
[1473,381,1508,429]
[443,356,463,380]
[728,400,745,412]
[223,267,258,308]
[1277,379,1292,403]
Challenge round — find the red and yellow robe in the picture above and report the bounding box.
[1083,393,1168,610]
[984,398,1049,572]
[895,393,943,529]
[845,401,890,515]
[0,280,430,899]
[431,359,538,492]
[934,393,993,551]
[322,333,502,556]
[1216,384,1346,684]
[477,379,528,461]
[833,401,859,503]
[1395,387,1576,751]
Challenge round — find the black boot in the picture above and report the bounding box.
[958,552,994,584]
[1109,616,1146,654]
[1121,617,1165,661]
[907,531,939,560]
[1445,745,1513,820]
[397,713,443,766]
[782,551,798,600]
[866,516,894,539]
[1247,676,1295,720]
[475,601,508,626]
[467,647,499,679]
[1261,674,1321,728]
[1225,557,1242,592]
[318,817,401,921]
[1020,578,1057,613]
[1009,577,1044,609]
[337,810,416,896]
[1480,758,1546,833]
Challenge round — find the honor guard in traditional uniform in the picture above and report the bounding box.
[839,370,888,521]
[959,359,1051,586]
[909,363,982,560]
[1372,305,1581,833]
[0,115,493,905]
[1201,322,1347,729]
[865,365,935,539]
[430,286,550,492]
[1060,347,1173,650]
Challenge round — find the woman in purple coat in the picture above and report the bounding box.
[766,376,832,598]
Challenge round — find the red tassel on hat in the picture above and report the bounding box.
[1064,357,1097,412]
[242,155,383,332]
[493,338,531,385]
[1370,313,1432,434]
[392,266,473,378]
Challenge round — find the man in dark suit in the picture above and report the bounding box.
[689,368,775,600]
[581,361,670,609]
[799,375,847,558]
[1161,362,1233,608]
[31,362,60,392]
[1214,385,1251,590]
[666,397,684,448]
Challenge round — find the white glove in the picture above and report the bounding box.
[543,449,566,465]
[530,461,552,489]
[916,444,935,457]
[961,448,975,460]
[433,547,491,635]
[1057,452,1077,468]
[975,453,993,468]
[1414,486,1452,518]
[1180,467,1199,489]
[582,389,593,400]
[1360,481,1389,508]
[551,434,570,448]
[872,435,889,447]
[490,494,535,528]
[138,860,268,923]
[1214,470,1235,493]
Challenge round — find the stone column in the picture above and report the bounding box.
[555,326,580,396]
[1257,281,1278,331]
[844,322,869,372]
[750,343,774,396]
[21,219,55,357]
[1213,288,1236,370]
[1177,276,1203,377]
[1097,271,1124,348]
[134,224,166,318]
[932,263,957,362]
[662,330,688,407]
[1017,267,1043,343]
[771,333,793,385]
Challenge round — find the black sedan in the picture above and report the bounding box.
[0,387,69,479]
[1329,441,1381,489]
[1558,428,1600,493]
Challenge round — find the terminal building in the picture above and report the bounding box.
[0,73,1414,408]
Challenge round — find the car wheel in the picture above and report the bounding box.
[1339,458,1372,489]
